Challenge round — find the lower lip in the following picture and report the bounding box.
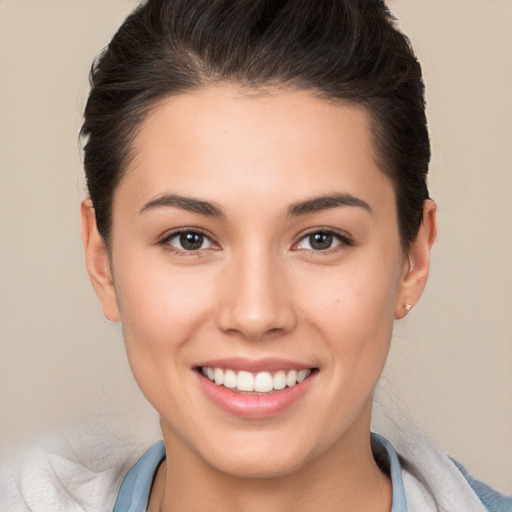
[196,371,316,419]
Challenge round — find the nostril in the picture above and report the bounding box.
[216,301,298,341]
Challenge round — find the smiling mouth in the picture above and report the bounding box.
[198,366,317,394]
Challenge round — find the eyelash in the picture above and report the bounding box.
[293,229,354,254]
[159,228,218,256]
[158,228,354,256]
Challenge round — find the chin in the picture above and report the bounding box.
[208,448,310,480]
[188,427,323,480]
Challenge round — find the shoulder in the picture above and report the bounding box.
[0,424,145,512]
[381,431,511,512]
[450,458,512,512]
[113,440,166,512]
[372,397,511,512]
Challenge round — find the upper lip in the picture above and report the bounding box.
[195,357,315,373]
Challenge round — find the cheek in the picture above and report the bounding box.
[304,256,400,317]
[110,251,220,414]
[112,251,215,356]
[298,250,403,362]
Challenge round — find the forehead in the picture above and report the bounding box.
[116,86,395,217]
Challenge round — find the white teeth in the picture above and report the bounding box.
[254,371,273,393]
[286,370,297,387]
[214,368,223,386]
[202,367,313,393]
[273,370,287,390]
[237,371,254,391]
[223,369,237,389]
[297,369,310,383]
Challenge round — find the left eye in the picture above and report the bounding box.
[295,231,344,251]
[166,231,213,251]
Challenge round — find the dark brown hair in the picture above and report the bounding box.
[81,0,430,248]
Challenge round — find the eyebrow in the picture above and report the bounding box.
[139,192,372,218]
[287,193,373,217]
[139,194,225,217]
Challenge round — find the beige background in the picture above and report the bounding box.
[1,0,511,493]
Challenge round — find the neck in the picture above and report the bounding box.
[150,409,392,512]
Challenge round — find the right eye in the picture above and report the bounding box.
[163,230,215,252]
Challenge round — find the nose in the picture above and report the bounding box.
[216,249,297,341]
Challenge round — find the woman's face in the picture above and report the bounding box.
[85,87,426,478]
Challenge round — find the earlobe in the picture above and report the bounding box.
[80,198,120,322]
[395,199,437,320]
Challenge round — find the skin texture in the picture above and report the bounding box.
[81,87,436,512]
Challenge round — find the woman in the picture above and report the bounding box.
[1,0,510,511]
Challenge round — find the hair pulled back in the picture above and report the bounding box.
[81,0,430,248]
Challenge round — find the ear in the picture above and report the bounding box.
[395,199,437,319]
[81,198,120,322]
